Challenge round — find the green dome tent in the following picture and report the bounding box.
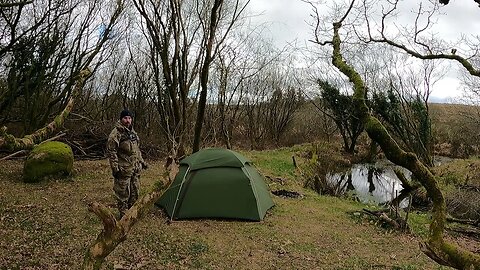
[156,148,274,221]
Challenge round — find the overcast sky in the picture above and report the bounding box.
[248,0,480,102]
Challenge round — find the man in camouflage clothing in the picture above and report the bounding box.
[106,109,148,218]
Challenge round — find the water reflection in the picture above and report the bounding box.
[327,161,410,207]
[326,157,453,207]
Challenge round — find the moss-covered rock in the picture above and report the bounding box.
[23,141,74,183]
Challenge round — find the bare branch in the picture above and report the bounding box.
[316,0,480,267]
[0,68,92,152]
[302,0,331,45]
[366,0,480,78]
[373,37,480,77]
[0,0,32,8]
[413,2,435,54]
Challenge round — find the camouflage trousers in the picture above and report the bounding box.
[113,171,140,218]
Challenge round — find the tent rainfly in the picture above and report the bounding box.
[156,148,274,221]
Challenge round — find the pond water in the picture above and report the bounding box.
[326,157,453,207]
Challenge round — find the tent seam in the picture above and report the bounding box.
[171,166,190,221]
[242,166,261,220]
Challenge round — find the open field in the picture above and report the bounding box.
[0,145,459,270]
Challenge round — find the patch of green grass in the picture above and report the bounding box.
[348,210,366,224]
[338,256,373,269]
[188,240,210,270]
[141,231,210,269]
[292,242,317,252]
[407,212,430,238]
[437,171,461,186]
[392,265,420,270]
[245,148,298,179]
[188,239,209,255]
[311,194,364,214]
[19,218,36,231]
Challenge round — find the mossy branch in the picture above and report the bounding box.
[329,13,480,269]
[390,169,421,207]
[87,202,117,235]
[373,37,480,78]
[393,169,418,191]
[0,68,92,152]
[82,160,178,270]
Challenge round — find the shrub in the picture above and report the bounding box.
[300,143,351,196]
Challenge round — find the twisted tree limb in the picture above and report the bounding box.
[0,68,92,152]
[390,169,421,207]
[0,0,33,8]
[447,217,480,227]
[82,159,178,270]
[0,0,123,153]
[327,2,480,268]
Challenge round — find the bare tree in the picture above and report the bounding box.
[242,75,269,149]
[133,0,250,156]
[310,0,480,268]
[265,79,303,145]
[0,0,125,151]
[0,0,125,134]
[0,68,91,151]
[209,29,276,148]
[192,0,250,152]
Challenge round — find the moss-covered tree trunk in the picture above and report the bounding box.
[0,68,91,152]
[82,160,178,270]
[330,18,480,269]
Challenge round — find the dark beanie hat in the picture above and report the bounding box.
[120,109,133,120]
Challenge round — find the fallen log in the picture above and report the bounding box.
[82,158,178,270]
[362,208,408,231]
[447,217,480,228]
[448,226,480,239]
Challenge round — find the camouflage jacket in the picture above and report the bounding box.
[106,121,145,175]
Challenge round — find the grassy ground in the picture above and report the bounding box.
[0,145,455,270]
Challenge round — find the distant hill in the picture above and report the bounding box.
[429,96,456,104]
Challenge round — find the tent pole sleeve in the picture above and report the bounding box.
[171,166,190,220]
[242,166,261,219]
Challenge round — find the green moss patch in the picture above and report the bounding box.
[23,141,74,183]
